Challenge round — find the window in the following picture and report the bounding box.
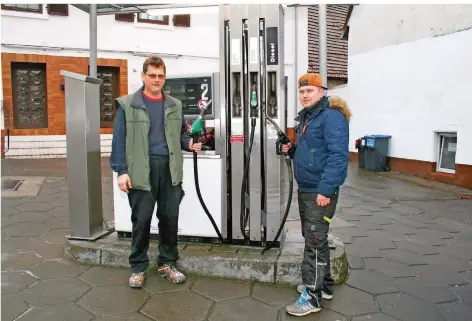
[115,13,135,22]
[137,12,169,25]
[47,4,68,16]
[173,14,190,27]
[97,66,120,128]
[437,133,457,174]
[1,4,42,13]
[11,62,48,129]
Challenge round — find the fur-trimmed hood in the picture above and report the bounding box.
[327,96,351,123]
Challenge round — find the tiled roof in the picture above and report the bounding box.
[308,5,350,79]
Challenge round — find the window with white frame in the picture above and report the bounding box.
[437,133,457,174]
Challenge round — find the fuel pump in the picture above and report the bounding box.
[186,4,292,252]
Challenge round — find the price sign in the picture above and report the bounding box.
[163,76,213,116]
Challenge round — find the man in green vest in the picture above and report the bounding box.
[110,56,202,288]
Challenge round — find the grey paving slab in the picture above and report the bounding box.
[346,269,399,295]
[461,271,472,283]
[353,236,396,250]
[94,313,155,321]
[43,216,69,229]
[346,255,364,269]
[207,297,277,321]
[280,309,348,320]
[11,211,54,223]
[351,313,400,321]
[438,301,472,321]
[394,240,440,255]
[2,222,50,237]
[78,266,131,287]
[1,252,43,271]
[435,242,472,261]
[1,271,38,295]
[19,278,91,306]
[39,228,69,244]
[141,291,212,321]
[28,259,90,279]
[76,285,151,316]
[377,293,446,321]
[1,295,30,321]
[363,258,415,278]
[396,277,459,304]
[192,277,250,301]
[327,285,378,317]
[251,284,299,307]
[17,201,56,212]
[344,244,382,258]
[411,264,469,286]
[424,253,472,272]
[15,302,94,321]
[452,284,472,305]
[379,248,429,266]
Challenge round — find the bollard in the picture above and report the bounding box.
[61,70,114,241]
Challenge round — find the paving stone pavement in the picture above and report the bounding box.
[2,159,472,321]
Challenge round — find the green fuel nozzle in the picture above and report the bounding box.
[250,83,258,119]
[189,100,212,138]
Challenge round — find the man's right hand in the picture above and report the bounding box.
[118,174,132,193]
[281,142,292,153]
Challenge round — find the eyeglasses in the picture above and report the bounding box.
[145,73,165,80]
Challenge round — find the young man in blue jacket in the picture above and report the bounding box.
[283,73,351,317]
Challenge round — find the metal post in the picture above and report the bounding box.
[89,4,97,77]
[60,70,113,241]
[318,4,327,89]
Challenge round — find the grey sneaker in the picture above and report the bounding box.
[297,284,333,300]
[157,264,186,284]
[286,289,321,316]
[129,272,145,288]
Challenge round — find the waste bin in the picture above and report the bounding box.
[354,137,366,169]
[364,135,391,171]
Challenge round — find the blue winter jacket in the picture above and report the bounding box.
[288,95,351,197]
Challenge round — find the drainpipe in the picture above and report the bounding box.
[89,4,97,78]
[318,4,327,90]
[294,5,299,118]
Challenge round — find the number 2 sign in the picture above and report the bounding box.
[201,83,209,101]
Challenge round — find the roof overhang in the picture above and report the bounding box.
[71,4,213,16]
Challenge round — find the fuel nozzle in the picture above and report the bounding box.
[264,112,291,156]
[189,100,213,141]
[250,83,258,119]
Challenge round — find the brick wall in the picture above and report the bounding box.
[1,53,128,137]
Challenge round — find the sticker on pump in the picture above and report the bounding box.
[197,99,208,111]
[230,135,244,143]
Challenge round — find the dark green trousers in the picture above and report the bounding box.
[128,156,184,273]
[298,189,339,307]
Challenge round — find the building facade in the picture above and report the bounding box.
[1,4,350,159]
[331,4,472,189]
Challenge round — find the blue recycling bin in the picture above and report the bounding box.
[363,135,391,171]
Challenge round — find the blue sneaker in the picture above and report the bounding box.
[286,290,322,316]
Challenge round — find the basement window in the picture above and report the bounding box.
[437,133,457,174]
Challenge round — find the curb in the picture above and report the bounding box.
[64,232,349,286]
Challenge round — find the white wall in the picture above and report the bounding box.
[330,27,472,165]
[1,5,308,158]
[349,4,472,55]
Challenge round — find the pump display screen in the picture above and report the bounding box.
[163,76,213,116]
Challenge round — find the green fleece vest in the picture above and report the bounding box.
[116,90,184,191]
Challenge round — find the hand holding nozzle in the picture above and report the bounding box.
[264,111,291,156]
[281,142,292,154]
